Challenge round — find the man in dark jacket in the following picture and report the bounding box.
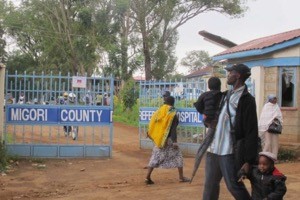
[202,64,259,200]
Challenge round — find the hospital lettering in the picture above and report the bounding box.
[140,111,155,121]
[177,112,202,123]
[139,109,202,124]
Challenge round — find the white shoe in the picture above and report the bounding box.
[64,132,68,137]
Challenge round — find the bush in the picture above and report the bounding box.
[0,141,7,172]
[120,78,139,111]
[113,96,139,127]
[277,148,297,161]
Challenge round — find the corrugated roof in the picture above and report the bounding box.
[133,75,145,81]
[215,28,300,56]
[185,66,212,78]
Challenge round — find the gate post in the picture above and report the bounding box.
[0,63,5,140]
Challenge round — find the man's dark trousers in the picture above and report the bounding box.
[202,152,251,200]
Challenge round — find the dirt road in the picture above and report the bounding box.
[0,122,299,200]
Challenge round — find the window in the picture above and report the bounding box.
[245,77,255,97]
[279,67,297,107]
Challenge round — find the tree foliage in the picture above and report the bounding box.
[6,50,38,74]
[103,0,143,81]
[0,0,7,63]
[1,0,248,81]
[120,78,138,110]
[181,50,213,72]
[4,0,110,75]
[131,0,247,80]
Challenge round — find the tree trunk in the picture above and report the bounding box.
[142,37,152,80]
[121,10,130,81]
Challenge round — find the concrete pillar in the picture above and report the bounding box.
[251,66,265,118]
[0,63,5,141]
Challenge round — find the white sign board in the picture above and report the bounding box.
[72,76,87,88]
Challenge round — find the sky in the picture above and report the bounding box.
[176,0,300,74]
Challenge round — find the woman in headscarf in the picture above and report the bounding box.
[258,94,283,158]
[145,96,190,184]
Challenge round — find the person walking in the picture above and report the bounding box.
[145,96,190,184]
[202,64,259,200]
[60,92,73,138]
[162,90,171,101]
[258,94,283,158]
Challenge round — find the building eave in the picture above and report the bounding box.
[213,37,300,61]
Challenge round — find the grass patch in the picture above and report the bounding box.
[4,133,14,143]
[113,97,139,127]
[7,154,21,162]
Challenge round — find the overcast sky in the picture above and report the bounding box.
[176,0,300,73]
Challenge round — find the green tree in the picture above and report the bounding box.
[3,0,142,80]
[3,0,103,75]
[2,0,248,81]
[0,26,6,63]
[131,0,248,80]
[150,28,178,80]
[165,72,185,81]
[0,0,7,63]
[120,78,138,110]
[103,0,143,81]
[180,50,213,72]
[6,50,38,74]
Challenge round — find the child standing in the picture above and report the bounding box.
[239,151,287,200]
[193,77,222,128]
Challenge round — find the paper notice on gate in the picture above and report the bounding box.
[72,76,87,88]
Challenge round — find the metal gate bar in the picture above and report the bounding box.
[4,71,114,158]
[138,79,206,155]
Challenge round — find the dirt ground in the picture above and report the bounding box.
[0,122,300,200]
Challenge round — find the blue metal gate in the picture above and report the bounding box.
[138,77,255,155]
[139,79,206,154]
[4,71,114,158]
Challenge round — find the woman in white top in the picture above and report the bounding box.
[258,94,283,158]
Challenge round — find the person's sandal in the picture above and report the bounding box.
[145,178,154,185]
[179,177,190,183]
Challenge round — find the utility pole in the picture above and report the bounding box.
[0,63,5,141]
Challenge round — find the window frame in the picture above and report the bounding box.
[278,66,298,108]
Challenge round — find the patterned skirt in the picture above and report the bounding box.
[148,138,183,168]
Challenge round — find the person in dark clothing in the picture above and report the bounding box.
[162,90,171,102]
[194,77,222,128]
[239,151,287,200]
[145,96,190,185]
[202,64,259,200]
[60,92,72,136]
